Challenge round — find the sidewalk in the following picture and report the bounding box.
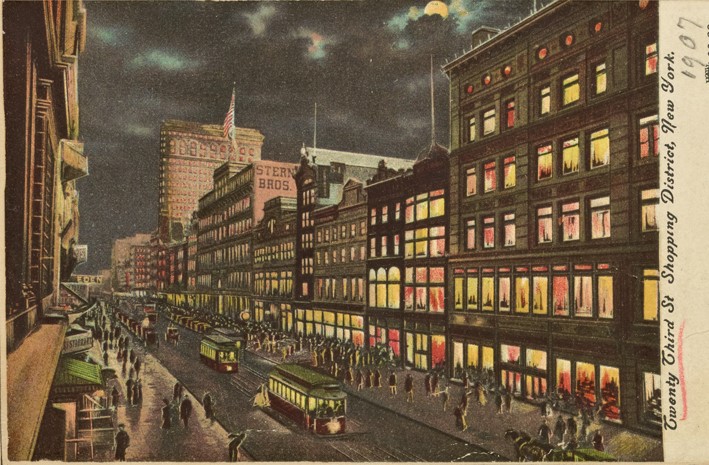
[249,346,663,462]
[86,328,238,461]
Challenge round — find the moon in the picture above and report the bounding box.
[424,1,449,18]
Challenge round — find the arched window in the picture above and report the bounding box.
[388,267,401,309]
[377,268,387,308]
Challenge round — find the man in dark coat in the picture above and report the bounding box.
[495,390,503,414]
[173,382,182,402]
[126,378,134,406]
[134,358,142,377]
[203,392,214,420]
[567,416,578,438]
[405,374,414,403]
[180,395,193,428]
[111,386,120,409]
[389,371,397,395]
[538,419,552,444]
[592,429,604,451]
[114,424,130,461]
[424,373,432,397]
[228,431,247,462]
[554,415,566,444]
[161,398,172,429]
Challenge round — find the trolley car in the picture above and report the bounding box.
[199,334,239,372]
[211,328,245,357]
[266,364,347,435]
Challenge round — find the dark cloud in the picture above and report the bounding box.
[76,0,532,273]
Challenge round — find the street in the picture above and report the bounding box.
[149,312,501,462]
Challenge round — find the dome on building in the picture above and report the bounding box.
[415,141,449,164]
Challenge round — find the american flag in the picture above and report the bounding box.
[223,88,235,139]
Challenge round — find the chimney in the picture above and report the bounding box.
[471,26,500,49]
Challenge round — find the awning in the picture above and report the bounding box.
[7,323,66,460]
[51,356,104,396]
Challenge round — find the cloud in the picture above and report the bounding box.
[294,28,333,60]
[386,0,489,34]
[89,25,131,46]
[129,49,197,71]
[244,5,277,36]
[124,123,153,138]
[387,6,424,32]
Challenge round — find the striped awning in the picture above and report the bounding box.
[51,356,104,395]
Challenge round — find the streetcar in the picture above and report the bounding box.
[266,364,347,435]
[199,334,239,372]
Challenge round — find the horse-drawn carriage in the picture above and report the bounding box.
[504,429,616,462]
[165,325,180,345]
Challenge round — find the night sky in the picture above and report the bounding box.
[76,0,535,274]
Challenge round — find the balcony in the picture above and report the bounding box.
[60,140,88,181]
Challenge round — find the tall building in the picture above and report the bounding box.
[110,233,152,292]
[443,0,659,433]
[158,119,264,242]
[4,0,89,458]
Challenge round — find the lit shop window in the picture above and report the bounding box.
[537,206,553,244]
[562,73,580,106]
[505,99,516,129]
[515,276,529,313]
[594,63,607,95]
[556,358,572,397]
[503,213,516,247]
[643,269,659,321]
[574,275,593,317]
[537,144,553,180]
[454,275,464,310]
[539,85,551,115]
[639,115,660,158]
[499,275,511,312]
[562,137,579,175]
[576,361,596,405]
[645,42,658,75]
[483,108,496,135]
[482,276,495,311]
[532,276,548,315]
[598,276,614,319]
[503,156,516,189]
[600,365,621,422]
[553,276,570,316]
[466,167,477,196]
[467,274,479,310]
[501,344,520,364]
[483,216,495,248]
[590,128,610,168]
[641,189,659,232]
[643,372,661,425]
[468,117,476,142]
[561,201,580,241]
[590,196,611,239]
[527,349,547,371]
[465,219,476,250]
[484,162,497,192]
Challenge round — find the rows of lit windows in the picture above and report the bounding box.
[317,244,366,265]
[452,264,622,319]
[254,241,295,263]
[405,190,445,223]
[404,227,445,258]
[317,276,365,302]
[404,266,445,313]
[368,267,401,309]
[537,195,610,244]
[369,234,400,258]
[226,270,251,289]
[464,156,515,196]
[254,271,293,297]
[371,203,401,226]
[317,220,367,243]
[210,242,250,265]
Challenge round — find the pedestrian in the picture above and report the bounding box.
[495,390,503,414]
[345,366,354,385]
[203,392,213,420]
[173,382,182,402]
[136,379,143,403]
[441,386,450,412]
[476,383,487,406]
[554,415,566,445]
[389,371,398,395]
[431,372,439,395]
[103,351,109,366]
[179,394,192,428]
[567,416,578,439]
[540,399,548,417]
[374,368,382,388]
[228,431,247,462]
[122,356,127,374]
[592,429,604,452]
[111,386,120,409]
[130,349,136,364]
[125,379,134,405]
[460,390,469,413]
[365,368,372,388]
[114,424,130,461]
[504,390,512,414]
[454,405,468,431]
[132,382,139,406]
[538,419,552,445]
[424,372,432,397]
[405,374,414,403]
[356,369,364,391]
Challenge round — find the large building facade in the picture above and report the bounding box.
[158,119,264,242]
[110,233,152,292]
[443,0,659,432]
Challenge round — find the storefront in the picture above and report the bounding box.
[403,321,446,371]
[295,308,365,346]
[498,343,549,400]
[368,316,402,361]
[553,356,622,423]
[450,338,494,380]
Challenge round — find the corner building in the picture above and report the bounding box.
[444,0,659,433]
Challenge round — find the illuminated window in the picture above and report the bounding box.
[483,216,495,248]
[505,99,516,128]
[381,235,388,257]
[482,276,495,312]
[405,197,414,224]
[466,167,477,196]
[484,162,497,192]
[515,276,529,313]
[416,193,429,221]
[643,269,659,321]
[454,275,464,310]
[467,274,479,311]
[598,276,614,319]
[503,213,516,247]
[553,276,569,316]
[562,73,580,106]
[537,206,553,244]
[503,156,516,189]
[537,144,553,180]
[395,202,401,220]
[639,115,660,158]
[468,117,476,142]
[370,208,377,226]
[393,234,400,255]
[594,63,607,95]
[562,137,579,175]
[645,42,658,75]
[415,228,428,257]
[540,85,551,115]
[590,196,611,239]
[499,275,511,312]
[430,191,445,218]
[483,108,496,135]
[532,276,548,315]
[537,47,548,60]
[382,205,389,223]
[641,189,659,232]
[600,365,621,422]
[465,219,476,250]
[590,128,610,169]
[562,201,580,241]
[574,276,593,317]
[370,237,376,258]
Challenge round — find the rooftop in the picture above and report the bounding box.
[306,147,413,172]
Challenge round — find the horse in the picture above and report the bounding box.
[504,429,532,461]
[504,429,556,462]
